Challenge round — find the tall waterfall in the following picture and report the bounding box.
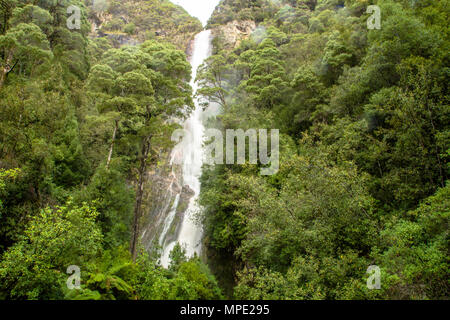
[157,1,221,268]
[159,30,213,267]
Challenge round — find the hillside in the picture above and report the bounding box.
[86,0,203,49]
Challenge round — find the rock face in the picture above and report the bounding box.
[105,33,141,47]
[185,38,196,60]
[139,154,196,254]
[139,154,181,252]
[212,20,256,49]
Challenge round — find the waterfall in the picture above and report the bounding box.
[159,29,213,267]
[157,1,221,268]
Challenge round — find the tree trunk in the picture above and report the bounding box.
[0,68,6,91]
[130,135,151,262]
[106,120,118,169]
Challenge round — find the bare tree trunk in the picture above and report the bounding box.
[130,135,151,262]
[106,120,118,169]
[214,71,226,108]
[0,52,16,91]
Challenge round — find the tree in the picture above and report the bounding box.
[196,51,229,109]
[238,38,289,109]
[88,41,194,261]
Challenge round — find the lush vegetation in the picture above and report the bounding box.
[88,0,203,49]
[198,0,449,299]
[0,0,448,301]
[0,0,222,300]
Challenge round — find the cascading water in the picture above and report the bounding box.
[157,1,221,268]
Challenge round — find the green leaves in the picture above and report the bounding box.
[370,184,450,299]
[238,38,289,108]
[11,4,53,34]
[0,0,447,301]
[0,168,20,215]
[197,52,229,108]
[98,0,202,50]
[0,22,52,87]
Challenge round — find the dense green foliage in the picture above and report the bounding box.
[0,0,221,300]
[198,0,449,299]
